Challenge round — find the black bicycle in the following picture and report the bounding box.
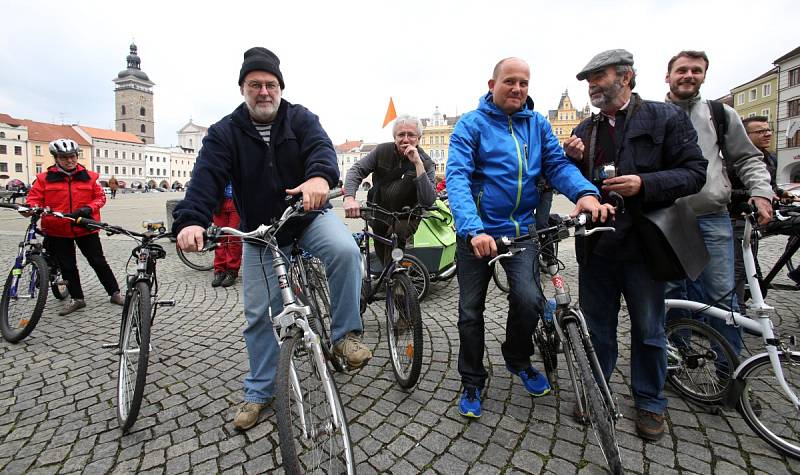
[492,214,622,474]
[68,215,175,432]
[0,203,69,343]
[353,202,423,389]
[747,203,800,299]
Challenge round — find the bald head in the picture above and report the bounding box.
[489,58,530,115]
[492,57,529,80]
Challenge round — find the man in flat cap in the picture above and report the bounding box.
[173,47,372,431]
[664,50,773,352]
[564,49,707,441]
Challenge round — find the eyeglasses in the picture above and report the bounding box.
[246,81,279,92]
[748,128,772,136]
[395,132,419,139]
[55,155,78,161]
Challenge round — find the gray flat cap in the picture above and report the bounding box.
[576,49,634,80]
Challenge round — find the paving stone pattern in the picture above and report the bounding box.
[1,204,800,474]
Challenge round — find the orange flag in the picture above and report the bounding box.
[382,97,397,128]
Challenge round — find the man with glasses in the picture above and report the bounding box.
[343,115,436,262]
[173,47,371,431]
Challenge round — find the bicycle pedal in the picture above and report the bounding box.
[156,299,176,307]
[100,342,117,349]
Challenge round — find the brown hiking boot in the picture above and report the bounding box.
[109,292,124,305]
[333,333,372,369]
[59,299,86,316]
[636,409,665,441]
[233,402,267,430]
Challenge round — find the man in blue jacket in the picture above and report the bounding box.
[173,47,371,431]
[446,57,611,418]
[565,49,707,441]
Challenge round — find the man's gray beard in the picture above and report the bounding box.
[247,99,280,123]
[590,79,624,109]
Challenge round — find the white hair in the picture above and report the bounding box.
[392,114,423,137]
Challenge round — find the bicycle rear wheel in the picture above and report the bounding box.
[492,262,510,293]
[564,320,622,473]
[117,282,151,432]
[275,329,354,474]
[1,254,48,343]
[303,258,342,372]
[386,273,423,388]
[665,318,739,405]
[399,254,430,302]
[738,351,800,459]
[176,243,214,271]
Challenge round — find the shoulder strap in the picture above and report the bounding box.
[707,100,734,178]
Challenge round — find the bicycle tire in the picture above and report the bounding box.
[785,236,797,273]
[399,254,430,302]
[117,282,151,432]
[534,324,559,386]
[665,318,739,405]
[275,329,354,474]
[564,320,622,474]
[176,243,214,271]
[50,266,68,300]
[738,351,800,459]
[304,258,343,372]
[385,273,423,388]
[492,262,510,293]
[1,254,49,343]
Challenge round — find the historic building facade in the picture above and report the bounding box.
[732,68,778,152]
[774,46,800,183]
[547,90,590,145]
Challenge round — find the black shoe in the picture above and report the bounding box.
[211,272,225,287]
[221,271,237,288]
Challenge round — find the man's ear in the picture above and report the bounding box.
[488,79,496,93]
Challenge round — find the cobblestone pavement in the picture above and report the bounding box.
[1,194,800,474]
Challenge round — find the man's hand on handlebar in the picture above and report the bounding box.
[470,234,497,258]
[286,176,330,211]
[570,195,615,222]
[751,196,774,226]
[343,196,361,218]
[177,225,205,252]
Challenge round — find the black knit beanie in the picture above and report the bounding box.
[238,47,285,89]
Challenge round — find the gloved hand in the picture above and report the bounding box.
[65,206,92,219]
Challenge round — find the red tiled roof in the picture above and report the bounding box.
[0,113,91,145]
[77,125,144,144]
[335,140,363,153]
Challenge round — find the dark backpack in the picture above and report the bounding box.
[708,100,749,209]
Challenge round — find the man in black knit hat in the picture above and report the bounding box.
[173,47,371,430]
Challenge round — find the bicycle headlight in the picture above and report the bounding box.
[391,248,404,262]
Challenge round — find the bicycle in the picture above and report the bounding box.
[745,203,800,299]
[0,203,69,343]
[492,213,622,474]
[353,202,424,389]
[206,191,354,474]
[65,214,175,432]
[175,237,240,271]
[665,207,800,459]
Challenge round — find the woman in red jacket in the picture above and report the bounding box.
[26,139,123,315]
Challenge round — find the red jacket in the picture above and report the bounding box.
[26,164,106,238]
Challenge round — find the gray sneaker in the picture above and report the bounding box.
[59,299,86,316]
[333,333,372,369]
[233,402,267,430]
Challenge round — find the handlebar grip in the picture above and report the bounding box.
[75,217,106,229]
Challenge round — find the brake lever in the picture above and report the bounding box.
[579,226,616,237]
[488,248,525,267]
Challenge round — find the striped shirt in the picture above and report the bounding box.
[252,121,272,145]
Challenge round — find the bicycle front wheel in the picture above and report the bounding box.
[176,243,214,271]
[564,320,622,473]
[738,351,800,459]
[1,254,49,343]
[275,329,354,474]
[399,254,430,302]
[304,258,342,372]
[117,282,151,432]
[386,273,423,388]
[665,318,739,405]
[491,261,510,293]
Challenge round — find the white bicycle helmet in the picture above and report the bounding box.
[49,138,80,157]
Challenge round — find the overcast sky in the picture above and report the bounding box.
[2,0,798,148]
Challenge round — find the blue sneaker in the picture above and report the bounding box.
[458,387,482,418]
[507,364,551,397]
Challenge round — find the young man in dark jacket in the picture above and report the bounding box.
[564,49,707,441]
[173,47,371,431]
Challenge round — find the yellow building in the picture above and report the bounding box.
[547,90,590,145]
[731,67,778,152]
[421,107,459,178]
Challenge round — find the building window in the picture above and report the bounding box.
[104,149,109,158]
[0,163,7,172]
[737,92,745,105]
[149,168,153,175]
[122,123,126,132]
[762,108,770,121]
[140,124,146,133]
[138,167,142,175]
[14,146,22,156]
[121,105,126,115]
[788,130,800,148]
[114,150,118,158]
[789,99,800,118]
[122,166,126,174]
[122,151,126,159]
[140,107,146,116]
[114,166,119,174]
[95,148,100,157]
[789,67,800,87]
[35,163,42,173]
[104,166,109,174]
[749,88,757,102]
[0,145,5,154]
[763,83,772,97]
[15,163,22,173]
[96,165,101,173]
[0,132,4,138]
[35,145,41,156]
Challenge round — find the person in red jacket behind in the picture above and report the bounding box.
[26,139,124,315]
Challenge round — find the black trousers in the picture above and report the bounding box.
[45,233,120,300]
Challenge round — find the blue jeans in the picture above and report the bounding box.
[579,254,667,414]
[456,236,545,389]
[240,210,363,403]
[666,212,742,354]
[535,190,553,230]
